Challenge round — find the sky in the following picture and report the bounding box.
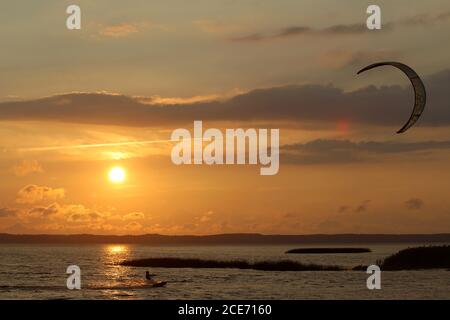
[1,0,450,235]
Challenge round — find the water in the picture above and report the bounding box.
[0,243,448,299]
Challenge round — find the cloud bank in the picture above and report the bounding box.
[0,69,449,129]
[281,139,450,164]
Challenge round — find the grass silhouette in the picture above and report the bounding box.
[378,245,450,270]
[286,248,371,254]
[121,257,343,271]
[121,246,450,272]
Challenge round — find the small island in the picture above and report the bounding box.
[286,248,371,254]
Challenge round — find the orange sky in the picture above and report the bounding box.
[1,1,450,234]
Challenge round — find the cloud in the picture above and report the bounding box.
[0,207,18,218]
[230,11,450,43]
[336,201,370,214]
[11,160,43,177]
[1,69,450,128]
[65,205,104,223]
[25,202,109,225]
[337,206,349,214]
[28,203,61,217]
[123,212,145,220]
[125,221,143,231]
[283,212,302,219]
[16,185,65,204]
[99,23,143,37]
[405,198,424,210]
[399,11,450,26]
[355,200,371,213]
[199,211,214,223]
[281,139,450,165]
[230,23,378,42]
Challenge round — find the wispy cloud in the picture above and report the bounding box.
[282,139,450,165]
[19,139,174,152]
[230,11,450,43]
[231,22,389,42]
[11,160,43,176]
[399,11,450,26]
[355,200,371,213]
[405,198,424,210]
[99,22,147,37]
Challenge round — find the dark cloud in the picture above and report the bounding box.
[1,69,450,128]
[276,26,311,37]
[355,200,371,213]
[400,11,450,26]
[283,212,301,219]
[232,26,312,42]
[281,139,450,165]
[231,23,375,42]
[335,201,370,215]
[0,207,17,218]
[28,203,61,217]
[321,23,376,35]
[337,205,349,214]
[405,198,424,210]
[67,212,102,223]
[230,11,450,43]
[231,33,266,42]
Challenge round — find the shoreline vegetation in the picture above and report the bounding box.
[377,245,450,270]
[121,246,450,271]
[121,258,343,271]
[286,248,371,254]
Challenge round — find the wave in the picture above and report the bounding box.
[0,280,166,291]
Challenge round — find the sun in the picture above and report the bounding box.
[108,166,126,183]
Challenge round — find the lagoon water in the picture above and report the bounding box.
[0,243,449,300]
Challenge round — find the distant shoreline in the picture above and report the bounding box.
[0,233,449,245]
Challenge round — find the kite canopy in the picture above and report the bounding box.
[357,62,427,134]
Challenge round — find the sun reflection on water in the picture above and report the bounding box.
[98,245,137,299]
[108,245,127,254]
[105,245,130,266]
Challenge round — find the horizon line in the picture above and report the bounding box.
[1,232,449,237]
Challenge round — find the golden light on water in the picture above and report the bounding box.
[105,245,130,270]
[108,245,127,254]
[108,166,126,184]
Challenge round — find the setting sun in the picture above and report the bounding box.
[108,166,126,183]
